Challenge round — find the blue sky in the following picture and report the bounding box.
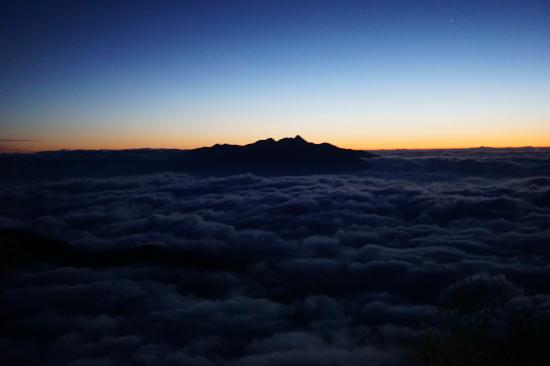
[1,0,549,150]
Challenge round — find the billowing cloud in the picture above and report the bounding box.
[0,148,549,365]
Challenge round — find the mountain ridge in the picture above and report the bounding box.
[0,136,375,181]
[185,135,374,174]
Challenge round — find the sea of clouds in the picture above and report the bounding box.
[1,148,549,365]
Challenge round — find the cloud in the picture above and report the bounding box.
[0,148,549,365]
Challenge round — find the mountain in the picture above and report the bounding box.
[184,135,375,174]
[0,136,375,181]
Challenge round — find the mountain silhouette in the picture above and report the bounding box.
[184,135,375,174]
[0,136,375,181]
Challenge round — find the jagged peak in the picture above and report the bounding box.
[248,137,275,147]
[258,137,275,143]
[277,135,309,144]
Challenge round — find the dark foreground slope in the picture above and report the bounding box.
[0,228,252,273]
[0,136,374,182]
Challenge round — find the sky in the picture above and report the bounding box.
[1,0,549,151]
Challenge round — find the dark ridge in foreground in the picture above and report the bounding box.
[0,228,252,274]
[0,136,375,182]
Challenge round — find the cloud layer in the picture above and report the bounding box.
[1,148,549,365]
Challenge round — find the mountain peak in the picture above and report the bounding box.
[277,135,309,145]
[186,136,375,175]
[251,137,275,145]
[250,136,308,146]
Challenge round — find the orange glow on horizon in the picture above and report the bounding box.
[2,131,549,153]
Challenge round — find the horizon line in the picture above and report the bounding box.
[2,144,550,154]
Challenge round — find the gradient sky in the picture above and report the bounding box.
[1,0,549,151]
